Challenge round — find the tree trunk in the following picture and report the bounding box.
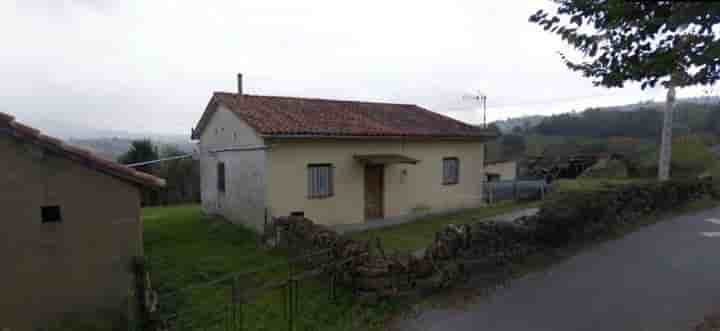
[658,83,677,181]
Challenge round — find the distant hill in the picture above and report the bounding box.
[491,115,547,133]
[68,137,196,161]
[6,114,196,160]
[594,96,720,113]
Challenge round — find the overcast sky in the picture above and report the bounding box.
[1,0,715,138]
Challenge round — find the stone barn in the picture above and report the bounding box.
[0,112,165,330]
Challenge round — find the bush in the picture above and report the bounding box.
[671,135,717,178]
[580,159,629,179]
[532,179,714,247]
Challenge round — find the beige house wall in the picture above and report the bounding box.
[0,136,142,330]
[485,161,518,181]
[265,139,486,226]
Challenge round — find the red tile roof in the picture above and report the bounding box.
[0,112,166,188]
[192,92,498,140]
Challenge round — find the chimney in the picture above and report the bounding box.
[237,73,243,95]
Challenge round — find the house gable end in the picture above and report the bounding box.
[198,103,264,150]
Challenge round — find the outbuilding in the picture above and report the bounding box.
[0,112,165,330]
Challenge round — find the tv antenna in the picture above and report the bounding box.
[462,91,488,128]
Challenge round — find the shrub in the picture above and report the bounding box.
[671,135,716,178]
[580,159,629,179]
[532,179,714,247]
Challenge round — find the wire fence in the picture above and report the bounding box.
[152,247,347,331]
[483,180,550,203]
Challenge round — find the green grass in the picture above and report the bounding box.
[348,201,540,253]
[143,205,401,331]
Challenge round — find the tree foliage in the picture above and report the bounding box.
[530,1,720,89]
[706,108,720,135]
[500,134,527,158]
[118,139,159,177]
[157,145,200,204]
[535,108,662,138]
[118,140,199,206]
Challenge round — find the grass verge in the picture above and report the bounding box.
[143,204,403,331]
[348,201,540,253]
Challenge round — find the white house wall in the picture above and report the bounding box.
[198,105,267,231]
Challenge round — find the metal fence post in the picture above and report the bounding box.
[489,182,495,204]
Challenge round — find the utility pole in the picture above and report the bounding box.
[658,81,676,181]
[482,95,487,128]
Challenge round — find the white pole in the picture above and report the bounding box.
[658,82,676,181]
[483,96,487,128]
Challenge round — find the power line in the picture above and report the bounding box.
[445,92,662,111]
[126,153,194,167]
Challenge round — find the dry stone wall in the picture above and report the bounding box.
[267,179,717,298]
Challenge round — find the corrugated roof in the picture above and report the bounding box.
[0,112,166,188]
[192,92,498,140]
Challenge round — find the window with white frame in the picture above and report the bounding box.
[442,157,459,185]
[308,164,334,198]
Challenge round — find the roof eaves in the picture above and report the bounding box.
[1,112,166,188]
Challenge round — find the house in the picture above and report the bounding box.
[484,159,518,182]
[0,113,165,330]
[191,74,498,230]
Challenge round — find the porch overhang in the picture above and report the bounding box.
[353,154,420,165]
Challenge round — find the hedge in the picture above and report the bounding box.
[531,179,716,247]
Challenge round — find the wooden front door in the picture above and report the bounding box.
[364,165,384,220]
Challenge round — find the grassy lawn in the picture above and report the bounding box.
[348,201,540,253]
[143,205,400,331]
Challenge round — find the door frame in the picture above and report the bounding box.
[364,164,385,220]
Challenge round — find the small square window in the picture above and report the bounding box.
[41,205,62,223]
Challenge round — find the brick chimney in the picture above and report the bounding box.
[237,73,243,95]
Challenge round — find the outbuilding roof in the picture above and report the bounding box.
[192,92,498,140]
[0,112,166,188]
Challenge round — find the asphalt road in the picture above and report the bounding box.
[399,207,720,331]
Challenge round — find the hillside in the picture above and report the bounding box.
[489,96,720,135]
[492,115,547,134]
